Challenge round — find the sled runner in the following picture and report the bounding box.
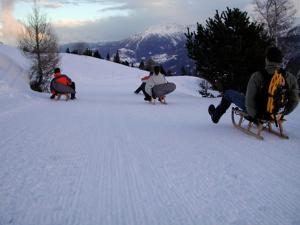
[149,96,167,105]
[55,93,70,101]
[231,107,288,140]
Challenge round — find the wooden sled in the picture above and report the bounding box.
[149,96,167,105]
[231,107,288,140]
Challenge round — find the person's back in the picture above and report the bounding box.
[145,66,167,97]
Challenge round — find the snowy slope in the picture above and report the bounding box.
[1,45,300,225]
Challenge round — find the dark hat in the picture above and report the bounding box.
[54,68,61,74]
[265,46,282,63]
[153,65,160,75]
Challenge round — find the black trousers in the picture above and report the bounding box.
[135,82,146,94]
[69,82,76,98]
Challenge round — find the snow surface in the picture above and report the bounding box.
[1,45,300,225]
[130,24,186,41]
[151,53,177,64]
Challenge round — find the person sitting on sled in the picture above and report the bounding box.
[50,68,76,100]
[144,65,168,102]
[208,46,299,124]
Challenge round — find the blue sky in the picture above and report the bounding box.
[1,0,299,44]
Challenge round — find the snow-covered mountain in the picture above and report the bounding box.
[60,24,195,75]
[1,45,300,225]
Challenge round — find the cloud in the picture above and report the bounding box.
[4,0,298,45]
[0,0,24,45]
[53,19,92,28]
[40,2,64,9]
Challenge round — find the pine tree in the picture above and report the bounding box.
[166,70,173,76]
[122,61,130,66]
[113,50,121,63]
[71,49,78,55]
[83,48,93,56]
[186,7,272,92]
[181,66,187,75]
[106,53,110,61]
[139,60,145,70]
[66,48,70,53]
[93,50,102,59]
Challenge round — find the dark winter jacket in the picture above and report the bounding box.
[245,61,299,118]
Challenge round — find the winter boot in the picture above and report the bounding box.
[208,104,215,116]
[209,98,231,123]
[71,94,76,100]
[50,94,56,99]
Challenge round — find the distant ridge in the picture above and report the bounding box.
[60,24,196,75]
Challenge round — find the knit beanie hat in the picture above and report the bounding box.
[265,46,283,63]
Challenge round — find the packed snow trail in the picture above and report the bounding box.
[1,47,300,225]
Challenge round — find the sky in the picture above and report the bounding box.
[0,0,300,45]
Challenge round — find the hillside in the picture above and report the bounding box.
[1,45,300,225]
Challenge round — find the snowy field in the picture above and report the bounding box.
[1,45,300,225]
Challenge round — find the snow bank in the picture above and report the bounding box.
[0,45,30,94]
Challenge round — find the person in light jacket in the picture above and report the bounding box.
[144,66,167,102]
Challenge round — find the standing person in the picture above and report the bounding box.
[208,46,299,123]
[50,68,76,100]
[144,66,167,102]
[134,71,153,94]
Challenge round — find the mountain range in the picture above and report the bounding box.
[60,24,196,76]
[60,22,300,77]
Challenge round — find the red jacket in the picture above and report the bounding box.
[54,72,72,86]
[141,75,150,81]
[50,72,72,94]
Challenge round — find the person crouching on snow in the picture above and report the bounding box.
[144,66,167,102]
[50,68,76,100]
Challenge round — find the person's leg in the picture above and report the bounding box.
[135,83,145,94]
[208,90,245,123]
[141,84,152,101]
[50,90,56,99]
[142,90,152,101]
[70,82,76,99]
[223,90,246,111]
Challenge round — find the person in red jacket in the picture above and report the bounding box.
[50,68,76,99]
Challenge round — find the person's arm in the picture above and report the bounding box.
[145,78,154,97]
[141,75,150,81]
[66,75,72,85]
[284,73,299,115]
[245,72,261,118]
